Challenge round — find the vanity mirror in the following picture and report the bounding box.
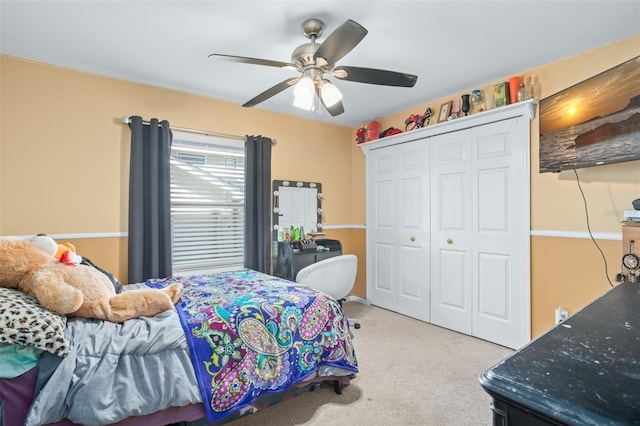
[272,180,323,241]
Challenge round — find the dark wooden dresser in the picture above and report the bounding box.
[479,281,640,425]
[272,239,342,281]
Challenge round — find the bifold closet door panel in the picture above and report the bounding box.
[368,149,397,312]
[471,117,529,349]
[396,142,430,321]
[430,129,473,334]
[366,140,430,321]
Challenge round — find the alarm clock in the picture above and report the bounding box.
[623,252,639,270]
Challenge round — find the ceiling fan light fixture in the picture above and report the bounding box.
[320,81,343,107]
[293,93,314,110]
[293,76,315,110]
[293,76,314,98]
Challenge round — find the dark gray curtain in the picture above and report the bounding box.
[244,135,272,273]
[127,116,173,283]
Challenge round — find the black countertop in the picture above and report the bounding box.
[479,281,640,425]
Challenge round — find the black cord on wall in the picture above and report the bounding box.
[573,169,614,288]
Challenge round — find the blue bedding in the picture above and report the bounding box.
[146,269,359,424]
[24,269,357,426]
[25,305,201,426]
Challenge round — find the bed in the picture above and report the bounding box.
[0,269,359,426]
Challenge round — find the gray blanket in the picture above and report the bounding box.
[25,293,201,426]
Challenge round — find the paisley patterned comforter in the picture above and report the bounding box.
[24,269,357,426]
[147,269,359,424]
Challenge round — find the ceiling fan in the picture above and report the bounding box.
[209,18,418,117]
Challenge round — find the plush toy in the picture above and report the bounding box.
[32,234,124,293]
[0,236,183,323]
[56,242,82,265]
[31,234,82,265]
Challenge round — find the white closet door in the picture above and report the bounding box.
[396,142,430,321]
[367,140,430,321]
[363,102,533,350]
[471,118,529,349]
[367,148,397,312]
[430,129,473,334]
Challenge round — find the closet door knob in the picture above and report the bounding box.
[410,236,415,242]
[447,239,453,244]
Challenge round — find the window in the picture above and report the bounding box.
[170,132,245,274]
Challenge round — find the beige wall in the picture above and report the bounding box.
[0,55,362,289]
[2,34,639,338]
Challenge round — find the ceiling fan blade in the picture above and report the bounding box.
[314,19,368,67]
[243,77,300,107]
[324,99,345,117]
[333,66,418,87]
[209,53,295,69]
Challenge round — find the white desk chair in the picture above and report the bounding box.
[295,254,361,330]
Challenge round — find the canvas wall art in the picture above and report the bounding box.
[539,56,640,173]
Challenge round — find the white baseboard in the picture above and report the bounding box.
[345,295,370,305]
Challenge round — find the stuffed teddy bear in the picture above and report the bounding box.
[0,236,183,323]
[33,234,124,293]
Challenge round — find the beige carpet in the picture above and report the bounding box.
[226,301,513,426]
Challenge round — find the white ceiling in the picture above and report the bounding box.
[1,1,638,127]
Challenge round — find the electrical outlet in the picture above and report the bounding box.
[555,307,568,324]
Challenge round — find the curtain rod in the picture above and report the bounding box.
[121,116,277,144]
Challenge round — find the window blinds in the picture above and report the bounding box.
[170,136,245,274]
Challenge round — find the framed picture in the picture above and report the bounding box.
[493,82,509,108]
[450,99,461,119]
[438,101,452,122]
[539,55,640,173]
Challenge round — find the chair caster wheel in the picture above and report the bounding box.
[354,323,361,329]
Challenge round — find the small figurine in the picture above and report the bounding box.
[450,100,461,119]
[380,127,402,137]
[404,107,433,131]
[356,125,366,144]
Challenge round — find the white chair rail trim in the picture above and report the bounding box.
[13,232,127,240]
[531,229,622,241]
